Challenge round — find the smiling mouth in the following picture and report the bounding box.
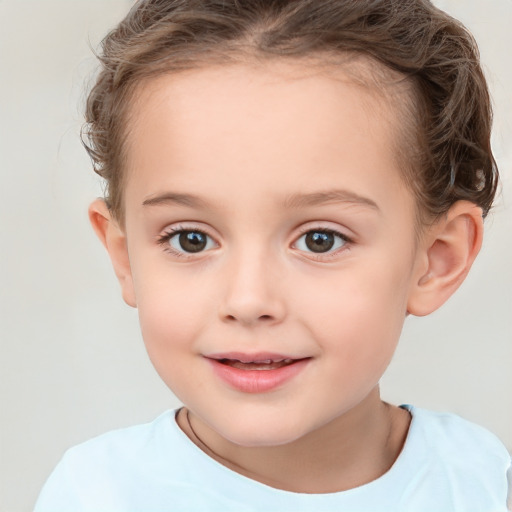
[207,354,311,393]
[217,358,298,371]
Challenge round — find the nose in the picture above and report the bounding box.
[218,246,286,327]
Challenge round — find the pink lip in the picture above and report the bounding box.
[207,351,300,363]
[205,353,310,393]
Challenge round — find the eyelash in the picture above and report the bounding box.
[157,225,214,258]
[294,226,352,260]
[156,225,353,259]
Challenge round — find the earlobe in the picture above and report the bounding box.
[88,199,137,308]
[407,201,483,317]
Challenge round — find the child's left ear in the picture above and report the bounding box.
[407,201,484,317]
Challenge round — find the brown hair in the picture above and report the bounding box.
[83,0,498,224]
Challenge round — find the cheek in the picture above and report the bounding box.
[132,265,211,373]
[137,284,200,341]
[136,288,212,401]
[298,260,410,363]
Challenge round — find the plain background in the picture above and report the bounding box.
[0,1,511,510]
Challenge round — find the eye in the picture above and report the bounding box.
[159,228,216,255]
[294,229,349,254]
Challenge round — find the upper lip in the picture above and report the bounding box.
[205,352,307,364]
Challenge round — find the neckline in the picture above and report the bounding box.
[169,405,420,499]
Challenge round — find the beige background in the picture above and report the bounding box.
[0,1,510,511]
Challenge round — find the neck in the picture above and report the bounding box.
[177,388,411,494]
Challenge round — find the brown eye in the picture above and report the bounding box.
[305,231,335,253]
[295,229,348,255]
[179,231,207,252]
[166,230,215,254]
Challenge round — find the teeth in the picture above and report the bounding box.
[246,358,294,364]
[218,357,298,366]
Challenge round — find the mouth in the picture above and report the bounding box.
[215,357,299,371]
[205,352,311,393]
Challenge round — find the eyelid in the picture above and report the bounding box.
[157,223,219,257]
[158,221,219,239]
[294,222,355,242]
[291,223,354,259]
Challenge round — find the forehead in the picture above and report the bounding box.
[123,60,415,221]
[128,58,405,142]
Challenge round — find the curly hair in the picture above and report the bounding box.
[83,0,498,224]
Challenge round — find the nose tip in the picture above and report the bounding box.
[218,256,286,327]
[221,295,285,326]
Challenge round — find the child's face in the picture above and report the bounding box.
[118,62,425,446]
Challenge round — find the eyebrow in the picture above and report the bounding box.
[142,192,211,209]
[142,189,380,212]
[283,189,380,212]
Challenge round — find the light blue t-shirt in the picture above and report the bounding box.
[35,406,511,512]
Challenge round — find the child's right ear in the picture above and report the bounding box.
[88,199,137,308]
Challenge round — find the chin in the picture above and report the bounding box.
[215,415,312,448]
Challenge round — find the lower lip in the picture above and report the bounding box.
[207,358,310,393]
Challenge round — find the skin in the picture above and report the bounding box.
[90,61,484,493]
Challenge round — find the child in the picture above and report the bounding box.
[35,0,511,510]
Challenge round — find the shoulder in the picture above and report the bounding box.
[397,405,511,511]
[35,408,256,511]
[34,410,186,511]
[73,409,174,451]
[58,409,177,471]
[406,405,510,464]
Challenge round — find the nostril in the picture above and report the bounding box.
[224,313,273,323]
